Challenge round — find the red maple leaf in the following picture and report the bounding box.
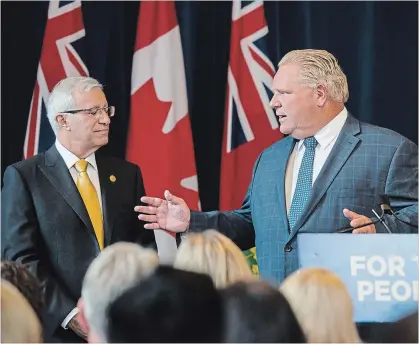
[127,78,200,210]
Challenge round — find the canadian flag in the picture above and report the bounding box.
[126,0,200,264]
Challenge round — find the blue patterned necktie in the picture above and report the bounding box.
[288,136,318,231]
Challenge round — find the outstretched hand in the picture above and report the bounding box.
[135,190,191,233]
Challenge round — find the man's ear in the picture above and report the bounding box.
[77,298,89,333]
[56,114,70,130]
[316,84,328,107]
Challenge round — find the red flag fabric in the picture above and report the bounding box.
[126,0,200,264]
[220,1,283,211]
[24,0,88,159]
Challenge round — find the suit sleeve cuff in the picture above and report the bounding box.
[180,222,190,241]
[61,307,79,329]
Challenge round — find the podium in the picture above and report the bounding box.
[297,233,418,322]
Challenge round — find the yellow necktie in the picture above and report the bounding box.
[75,160,104,250]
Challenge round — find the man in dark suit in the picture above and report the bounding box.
[136,49,418,285]
[1,76,156,342]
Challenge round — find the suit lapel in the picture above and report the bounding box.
[38,145,95,236]
[96,154,117,247]
[276,137,297,233]
[287,114,361,243]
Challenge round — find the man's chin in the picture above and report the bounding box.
[95,137,109,148]
[279,126,292,136]
[279,126,304,139]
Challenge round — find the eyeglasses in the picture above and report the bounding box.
[62,106,115,118]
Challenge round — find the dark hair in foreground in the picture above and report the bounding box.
[107,265,223,343]
[1,260,45,322]
[368,311,418,343]
[221,280,306,343]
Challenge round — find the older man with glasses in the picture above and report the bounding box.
[1,76,156,343]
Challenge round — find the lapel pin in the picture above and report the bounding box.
[110,175,116,183]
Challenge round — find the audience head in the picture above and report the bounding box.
[280,267,361,343]
[1,279,43,343]
[389,311,418,343]
[369,311,418,343]
[174,229,253,288]
[1,261,44,322]
[107,266,223,343]
[79,242,159,343]
[221,280,306,343]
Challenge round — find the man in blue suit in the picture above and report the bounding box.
[136,49,418,284]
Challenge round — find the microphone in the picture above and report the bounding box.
[338,200,391,233]
[380,195,418,229]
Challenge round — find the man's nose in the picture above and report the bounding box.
[98,111,111,125]
[270,96,281,109]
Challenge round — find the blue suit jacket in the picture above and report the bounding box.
[190,114,418,285]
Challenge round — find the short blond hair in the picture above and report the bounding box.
[280,268,361,343]
[1,279,43,343]
[278,49,349,103]
[174,230,253,288]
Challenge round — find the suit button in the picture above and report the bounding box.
[284,244,292,252]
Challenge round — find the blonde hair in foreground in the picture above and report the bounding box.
[278,49,349,103]
[280,268,361,343]
[1,279,43,343]
[173,229,253,288]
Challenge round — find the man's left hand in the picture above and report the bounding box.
[343,208,376,234]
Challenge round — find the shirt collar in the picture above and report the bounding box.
[297,107,348,151]
[55,140,97,170]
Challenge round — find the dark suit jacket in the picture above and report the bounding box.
[1,145,156,342]
[189,114,418,285]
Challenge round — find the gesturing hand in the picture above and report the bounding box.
[135,190,191,233]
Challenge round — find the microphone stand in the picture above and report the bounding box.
[371,208,392,233]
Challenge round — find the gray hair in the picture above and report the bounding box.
[81,242,159,342]
[47,76,103,133]
[278,49,349,103]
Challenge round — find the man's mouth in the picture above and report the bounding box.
[275,109,286,119]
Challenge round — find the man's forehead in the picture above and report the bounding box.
[73,88,107,106]
[276,63,301,77]
[273,64,301,85]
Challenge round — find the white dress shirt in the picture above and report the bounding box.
[55,140,103,329]
[55,140,103,213]
[290,108,348,200]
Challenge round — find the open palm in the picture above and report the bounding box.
[135,190,190,233]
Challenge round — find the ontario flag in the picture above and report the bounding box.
[220,0,282,211]
[126,0,200,264]
[220,0,282,273]
[24,0,88,159]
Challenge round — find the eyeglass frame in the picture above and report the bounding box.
[61,105,115,117]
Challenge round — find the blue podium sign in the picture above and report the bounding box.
[297,234,418,322]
